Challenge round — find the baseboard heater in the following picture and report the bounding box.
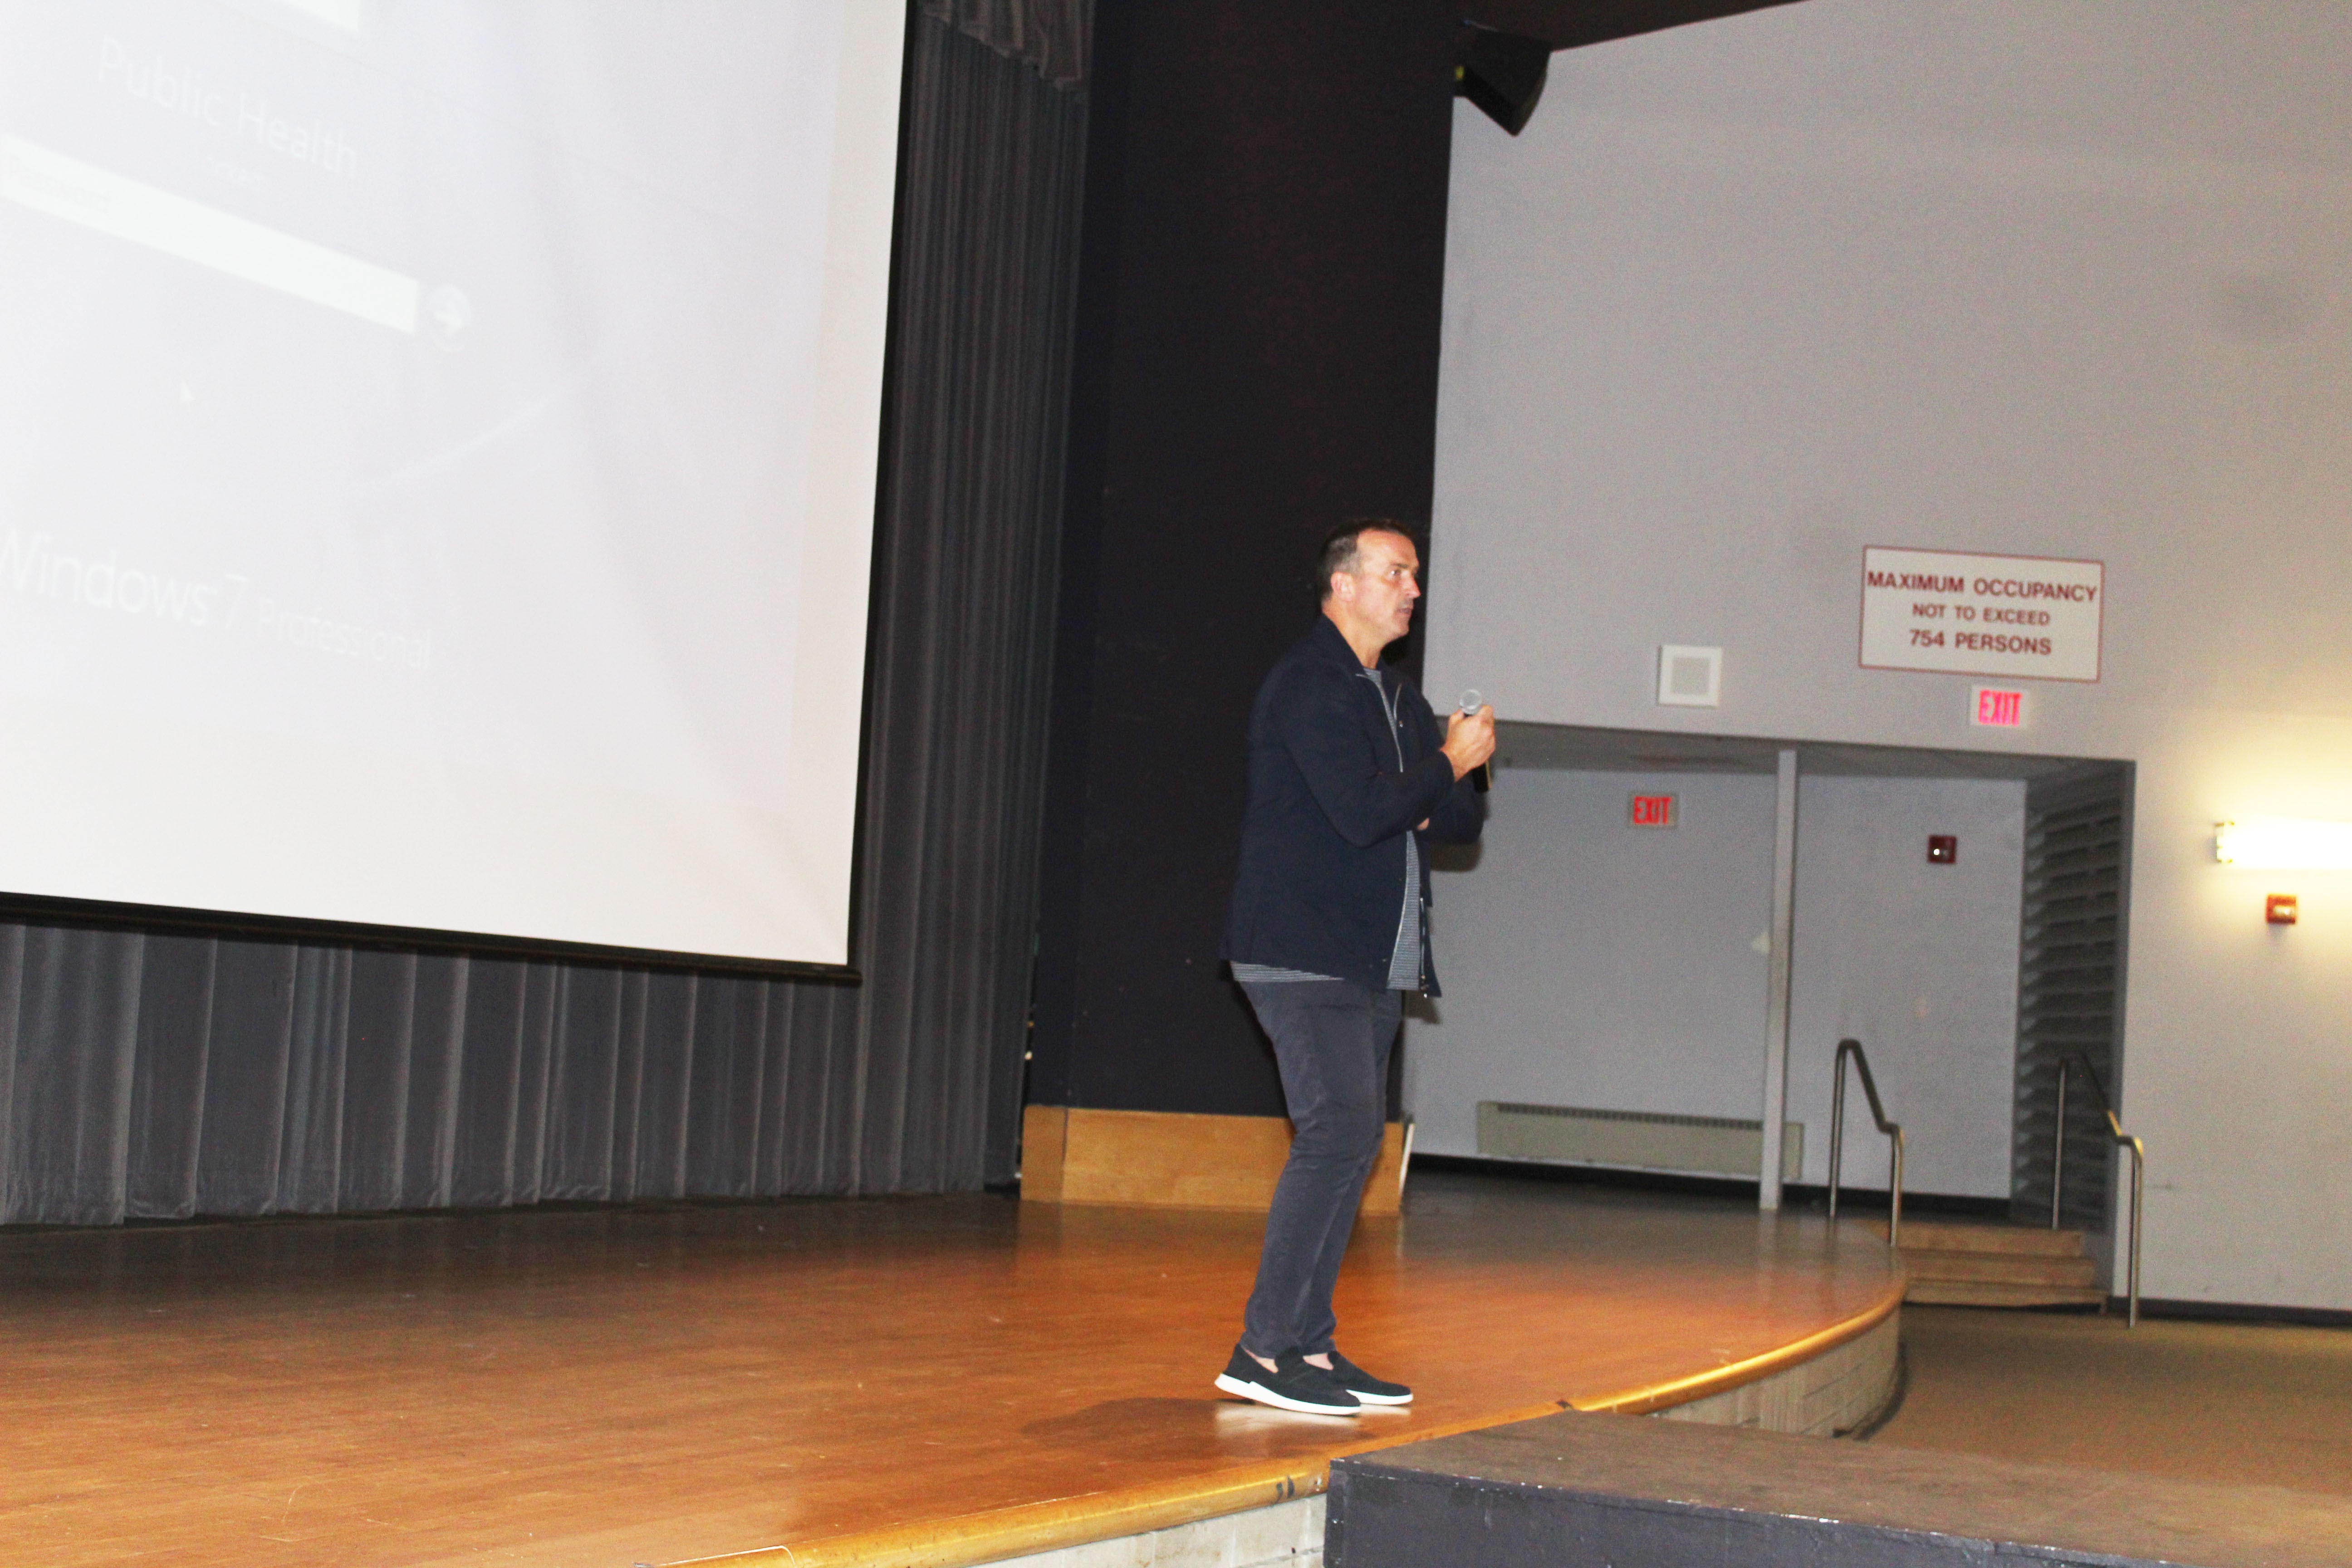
[1477,1101,1804,1183]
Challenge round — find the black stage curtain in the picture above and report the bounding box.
[1027,1,1457,1116]
[0,10,1087,1226]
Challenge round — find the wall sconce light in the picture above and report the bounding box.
[2214,818,2352,870]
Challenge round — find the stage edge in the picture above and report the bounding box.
[667,1279,1905,1568]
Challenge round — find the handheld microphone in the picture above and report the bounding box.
[1457,689,1492,794]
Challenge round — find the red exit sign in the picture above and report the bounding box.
[1972,686,2025,727]
[1629,793,1678,828]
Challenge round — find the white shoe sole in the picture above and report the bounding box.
[1214,1372,1361,1416]
[1348,1387,1414,1406]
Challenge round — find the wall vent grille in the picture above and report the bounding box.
[2009,763,2133,1242]
[1478,1101,1803,1182]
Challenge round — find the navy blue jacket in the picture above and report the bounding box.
[1222,617,1485,995]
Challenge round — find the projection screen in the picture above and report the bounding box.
[0,0,906,970]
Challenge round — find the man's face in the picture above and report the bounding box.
[1332,530,1422,647]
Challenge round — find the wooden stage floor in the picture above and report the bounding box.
[0,1171,1899,1567]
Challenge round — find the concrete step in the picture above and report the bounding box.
[1901,1250,2098,1287]
[1896,1220,2088,1258]
[1905,1279,2107,1308]
[1329,1407,2352,1567]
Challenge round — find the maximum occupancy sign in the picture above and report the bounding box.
[1858,546,2103,683]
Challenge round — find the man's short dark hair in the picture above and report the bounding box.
[1318,518,1417,600]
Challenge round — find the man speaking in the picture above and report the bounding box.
[1215,519,1493,1416]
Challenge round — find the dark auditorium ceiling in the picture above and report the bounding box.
[1463,0,1806,53]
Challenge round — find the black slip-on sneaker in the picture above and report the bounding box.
[1320,1349,1412,1405]
[1213,1346,1361,1416]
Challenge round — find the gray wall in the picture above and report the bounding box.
[1788,775,2024,1199]
[1409,769,1777,1153]
[1423,0,2352,1306]
[1413,767,2024,1199]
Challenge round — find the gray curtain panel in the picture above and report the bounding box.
[0,11,1088,1226]
[923,0,1090,87]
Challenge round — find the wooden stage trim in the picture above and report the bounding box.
[669,1458,1338,1568]
[1021,1104,1408,1215]
[674,1407,1571,1568]
[1576,1280,1904,1416]
[680,1286,1905,1568]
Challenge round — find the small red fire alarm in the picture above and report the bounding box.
[2267,894,2298,925]
[1927,834,1958,865]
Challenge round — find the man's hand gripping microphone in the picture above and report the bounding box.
[1454,689,1494,794]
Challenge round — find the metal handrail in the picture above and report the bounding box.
[2052,1054,2146,1328]
[1827,1039,1905,1246]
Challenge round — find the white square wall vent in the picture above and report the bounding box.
[1657,645,1722,707]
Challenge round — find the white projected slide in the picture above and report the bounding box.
[0,0,905,968]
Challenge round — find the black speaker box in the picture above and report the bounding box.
[1455,25,1550,136]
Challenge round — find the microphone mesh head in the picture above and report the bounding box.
[1459,689,1482,714]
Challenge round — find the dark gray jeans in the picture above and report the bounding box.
[1238,979,1401,1359]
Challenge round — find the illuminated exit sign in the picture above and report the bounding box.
[1629,793,1678,828]
[1972,686,2026,728]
